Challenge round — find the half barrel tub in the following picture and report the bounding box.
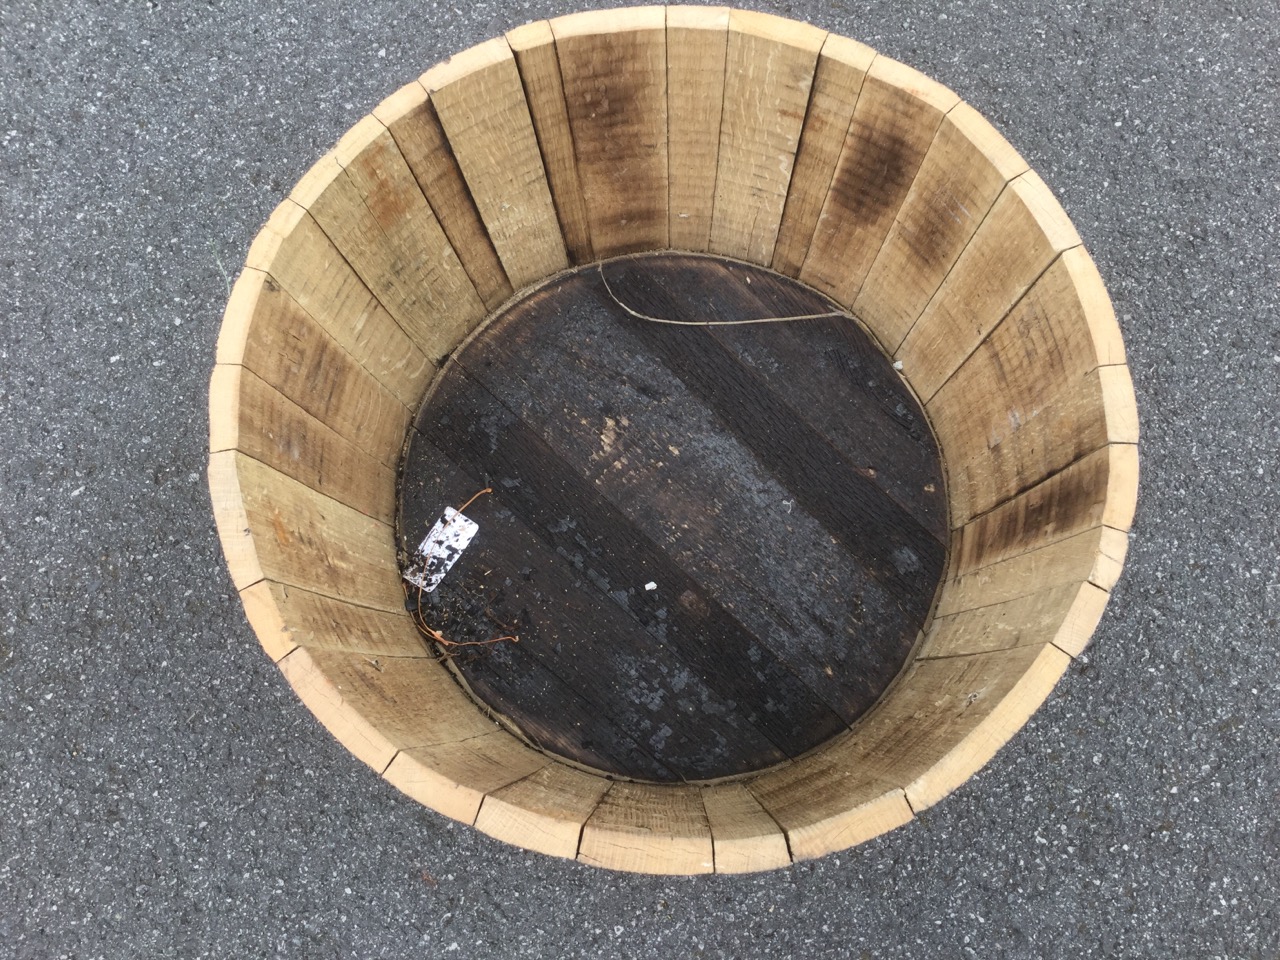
[209,6,1138,875]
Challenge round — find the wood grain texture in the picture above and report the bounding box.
[217,269,411,468]
[952,443,1139,572]
[383,733,550,826]
[552,6,669,256]
[241,206,435,408]
[212,14,1137,868]
[665,5,730,252]
[918,580,1111,659]
[209,364,396,523]
[209,446,265,591]
[373,82,513,310]
[854,100,1030,350]
[800,56,959,307]
[928,248,1135,524]
[278,646,497,773]
[709,9,825,264]
[506,20,595,264]
[748,764,912,862]
[475,763,612,860]
[771,34,875,276]
[776,642,1072,814]
[291,123,486,363]
[900,644,1071,809]
[209,450,403,611]
[422,38,569,289]
[578,782,714,874]
[937,524,1130,617]
[239,580,428,663]
[701,781,792,872]
[895,170,1082,399]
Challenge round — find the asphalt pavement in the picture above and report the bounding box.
[1,0,1277,957]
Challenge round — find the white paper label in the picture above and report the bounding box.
[403,507,478,592]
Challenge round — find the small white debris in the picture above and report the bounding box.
[892,360,904,371]
[644,581,657,591]
[377,48,386,58]
[69,486,84,498]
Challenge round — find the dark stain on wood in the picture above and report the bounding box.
[824,83,936,240]
[398,253,948,781]
[557,29,668,254]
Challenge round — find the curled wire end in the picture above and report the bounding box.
[400,577,518,651]
[456,486,493,514]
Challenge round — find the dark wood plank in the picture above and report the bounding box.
[413,371,849,755]
[602,255,948,540]
[451,335,879,725]
[399,254,947,781]
[400,438,792,780]
[458,270,942,711]
[594,258,945,590]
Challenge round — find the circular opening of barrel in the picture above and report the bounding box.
[209,7,1138,875]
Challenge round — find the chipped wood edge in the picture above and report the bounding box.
[783,787,914,862]
[904,644,1072,811]
[276,645,402,773]
[208,448,264,591]
[577,782,715,875]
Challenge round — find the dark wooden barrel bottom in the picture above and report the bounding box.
[397,253,948,782]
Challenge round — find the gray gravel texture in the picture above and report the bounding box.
[1,0,1277,957]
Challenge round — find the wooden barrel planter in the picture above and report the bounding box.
[209,7,1138,875]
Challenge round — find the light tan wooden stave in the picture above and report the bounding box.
[551,6,669,256]
[748,769,913,863]
[506,20,596,264]
[384,734,552,827]
[209,450,404,611]
[241,206,435,408]
[952,443,1139,572]
[578,781,715,874]
[665,5,730,252]
[209,364,397,523]
[373,82,514,310]
[278,646,498,774]
[799,56,960,309]
[475,764,612,860]
[290,123,486,364]
[937,525,1130,617]
[854,101,1029,350]
[217,268,411,468]
[919,580,1112,659]
[895,170,1082,398]
[700,781,791,872]
[238,580,429,663]
[708,9,825,264]
[421,39,569,289]
[771,34,875,276]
